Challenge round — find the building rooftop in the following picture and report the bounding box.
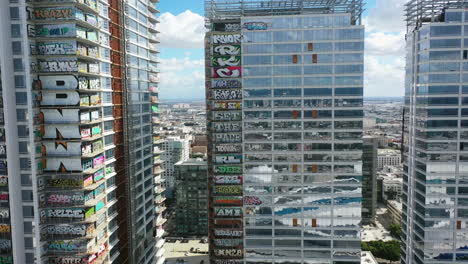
[378,149,400,156]
[175,159,207,166]
[163,239,209,264]
[406,0,468,30]
[205,0,364,23]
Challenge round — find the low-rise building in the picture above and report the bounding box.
[387,200,402,225]
[377,149,401,169]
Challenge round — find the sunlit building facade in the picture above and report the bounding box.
[0,0,164,263]
[206,1,364,263]
[403,0,468,263]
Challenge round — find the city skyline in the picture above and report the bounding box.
[158,0,406,100]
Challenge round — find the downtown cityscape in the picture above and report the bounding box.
[0,0,463,264]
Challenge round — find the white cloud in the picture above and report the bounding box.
[366,31,405,56]
[364,0,407,33]
[364,0,407,97]
[159,57,205,100]
[365,56,405,97]
[157,10,206,49]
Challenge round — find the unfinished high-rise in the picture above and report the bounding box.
[205,0,365,263]
[0,0,165,263]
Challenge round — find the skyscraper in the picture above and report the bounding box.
[362,136,378,225]
[403,0,468,263]
[205,1,365,263]
[0,0,164,263]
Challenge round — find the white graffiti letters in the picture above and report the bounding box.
[213,34,241,44]
[214,45,241,56]
[39,60,78,72]
[214,67,241,78]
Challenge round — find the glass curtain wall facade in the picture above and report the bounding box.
[174,160,208,237]
[403,1,468,263]
[206,1,364,263]
[0,0,164,263]
[362,136,377,225]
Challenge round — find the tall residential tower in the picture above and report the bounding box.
[205,1,365,263]
[0,0,165,263]
[404,0,468,263]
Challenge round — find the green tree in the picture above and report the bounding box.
[362,240,401,261]
[389,223,402,239]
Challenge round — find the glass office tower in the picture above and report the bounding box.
[403,1,468,263]
[0,0,164,263]
[205,1,364,263]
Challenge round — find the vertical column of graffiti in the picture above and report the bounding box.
[0,65,12,264]
[208,21,244,264]
[27,1,109,262]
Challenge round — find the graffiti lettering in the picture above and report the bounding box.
[33,8,75,20]
[215,155,242,164]
[211,101,241,110]
[0,240,11,250]
[0,225,10,233]
[214,45,241,56]
[0,194,8,201]
[36,24,75,37]
[89,79,100,90]
[48,240,84,251]
[213,34,241,44]
[214,133,241,143]
[214,239,243,247]
[43,224,86,236]
[0,256,12,264]
[243,22,268,30]
[214,249,243,257]
[27,24,36,37]
[37,41,76,55]
[214,175,242,185]
[215,207,242,217]
[211,79,242,89]
[214,144,242,153]
[213,56,241,67]
[215,260,243,264]
[212,122,241,132]
[43,208,85,219]
[214,23,241,32]
[38,60,78,72]
[214,229,243,237]
[48,178,81,188]
[48,256,87,264]
[214,185,242,195]
[213,67,242,78]
[212,89,242,100]
[46,193,84,204]
[0,209,9,219]
[215,166,242,174]
[212,111,241,121]
[214,197,242,205]
[215,219,242,227]
[243,196,263,205]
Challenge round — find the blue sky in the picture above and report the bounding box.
[157,0,406,100]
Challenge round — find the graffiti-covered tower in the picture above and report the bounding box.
[205,0,365,263]
[0,0,165,263]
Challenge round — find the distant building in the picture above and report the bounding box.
[387,200,402,225]
[363,137,378,225]
[382,177,402,202]
[377,149,401,169]
[174,160,208,237]
[162,136,191,196]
